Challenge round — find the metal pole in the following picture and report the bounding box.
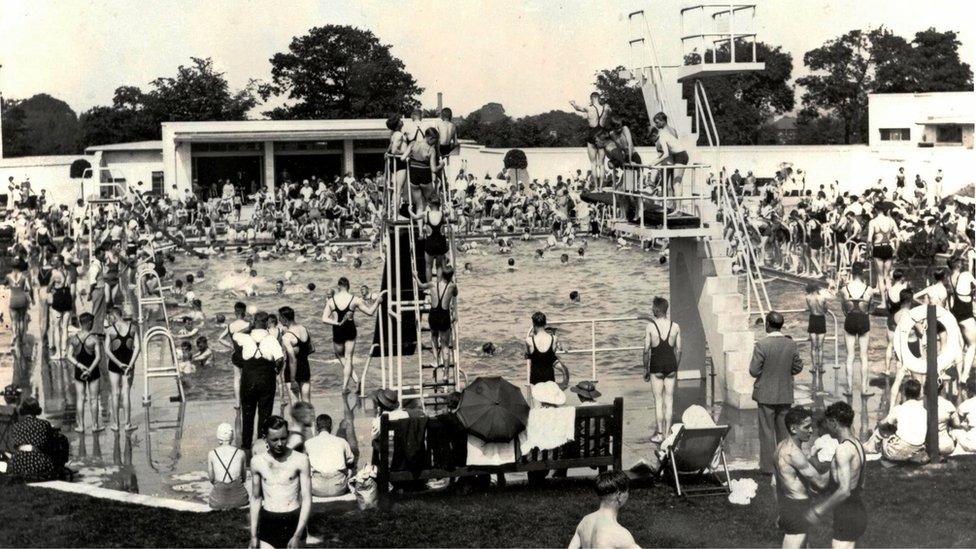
[591,321,597,381]
[925,304,941,462]
[729,3,736,62]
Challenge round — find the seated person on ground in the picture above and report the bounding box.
[865,379,928,463]
[305,413,355,498]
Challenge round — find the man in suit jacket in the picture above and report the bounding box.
[750,311,803,474]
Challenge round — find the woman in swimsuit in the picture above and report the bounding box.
[570,92,610,187]
[868,204,899,298]
[643,297,682,443]
[414,266,458,373]
[402,127,443,217]
[840,262,876,397]
[411,196,451,281]
[48,254,73,362]
[807,215,825,277]
[946,256,976,389]
[208,423,249,510]
[68,312,102,433]
[5,259,33,348]
[806,283,829,390]
[321,277,386,394]
[105,306,139,431]
[525,311,569,389]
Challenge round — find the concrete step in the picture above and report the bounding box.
[710,293,743,314]
[703,275,739,295]
[703,256,736,277]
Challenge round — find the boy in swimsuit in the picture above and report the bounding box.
[250,416,311,549]
[644,297,682,443]
[807,402,868,548]
[568,471,640,549]
[774,407,829,548]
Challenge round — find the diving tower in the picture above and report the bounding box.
[619,2,766,409]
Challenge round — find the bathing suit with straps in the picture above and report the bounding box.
[585,104,607,145]
[209,448,249,510]
[843,285,871,336]
[51,269,73,313]
[528,334,558,384]
[108,323,135,375]
[72,335,100,382]
[424,211,449,256]
[408,144,436,187]
[646,321,678,376]
[331,297,358,344]
[427,281,453,333]
[283,328,312,384]
[950,273,974,323]
[872,221,896,260]
[7,272,30,311]
[808,219,824,250]
[832,439,868,542]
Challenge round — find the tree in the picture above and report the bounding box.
[795,111,846,145]
[1,94,81,157]
[683,42,795,145]
[909,28,973,92]
[594,67,653,145]
[261,25,423,119]
[798,27,973,144]
[797,30,875,144]
[79,57,256,147]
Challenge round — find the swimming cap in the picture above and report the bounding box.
[246,305,257,315]
[216,422,234,442]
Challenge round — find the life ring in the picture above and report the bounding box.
[893,305,963,375]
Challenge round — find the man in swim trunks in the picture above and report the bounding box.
[807,402,868,548]
[571,92,611,188]
[437,108,458,160]
[250,415,311,549]
[568,471,640,549]
[774,407,829,548]
[868,204,899,297]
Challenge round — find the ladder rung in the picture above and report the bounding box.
[146,367,179,373]
[423,381,456,388]
[146,373,180,379]
[627,10,644,18]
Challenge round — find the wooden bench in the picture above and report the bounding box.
[375,397,624,501]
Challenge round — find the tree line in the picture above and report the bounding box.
[1,24,971,157]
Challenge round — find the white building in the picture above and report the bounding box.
[1,92,974,207]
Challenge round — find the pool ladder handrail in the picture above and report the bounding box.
[135,266,185,406]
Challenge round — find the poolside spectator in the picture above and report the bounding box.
[234,311,284,454]
[287,402,315,452]
[774,407,829,549]
[305,413,355,497]
[6,397,69,482]
[749,311,803,474]
[568,471,639,549]
[207,422,249,510]
[525,312,569,388]
[864,379,927,463]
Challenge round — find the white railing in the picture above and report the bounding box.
[535,316,646,384]
[680,3,759,66]
[611,162,717,232]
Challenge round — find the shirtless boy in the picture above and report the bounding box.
[250,416,312,549]
[568,471,640,549]
[774,407,829,548]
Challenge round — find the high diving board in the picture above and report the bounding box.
[677,62,765,82]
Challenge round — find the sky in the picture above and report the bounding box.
[0,0,973,118]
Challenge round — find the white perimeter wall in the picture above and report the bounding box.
[0,156,87,206]
[457,143,976,196]
[100,150,165,194]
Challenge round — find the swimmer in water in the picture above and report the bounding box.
[561,253,569,264]
[507,258,517,272]
[536,249,544,260]
[307,283,316,293]
[482,342,497,356]
[578,247,586,259]
[463,262,473,274]
[275,280,285,295]
[570,291,581,303]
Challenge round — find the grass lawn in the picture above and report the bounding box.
[2,458,976,548]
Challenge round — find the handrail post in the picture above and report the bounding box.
[591,321,597,381]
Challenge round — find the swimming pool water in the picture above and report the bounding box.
[173,238,670,400]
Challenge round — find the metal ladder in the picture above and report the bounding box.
[135,264,185,405]
[692,80,771,315]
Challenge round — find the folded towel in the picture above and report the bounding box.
[466,435,517,466]
[519,407,576,452]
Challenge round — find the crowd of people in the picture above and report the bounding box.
[4,97,976,548]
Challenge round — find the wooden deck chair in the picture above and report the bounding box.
[662,425,732,497]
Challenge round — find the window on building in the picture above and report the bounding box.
[151,171,164,196]
[879,128,910,141]
[935,125,963,144]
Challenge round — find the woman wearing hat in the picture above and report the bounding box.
[207,422,249,510]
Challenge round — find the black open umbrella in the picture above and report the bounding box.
[456,376,529,442]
